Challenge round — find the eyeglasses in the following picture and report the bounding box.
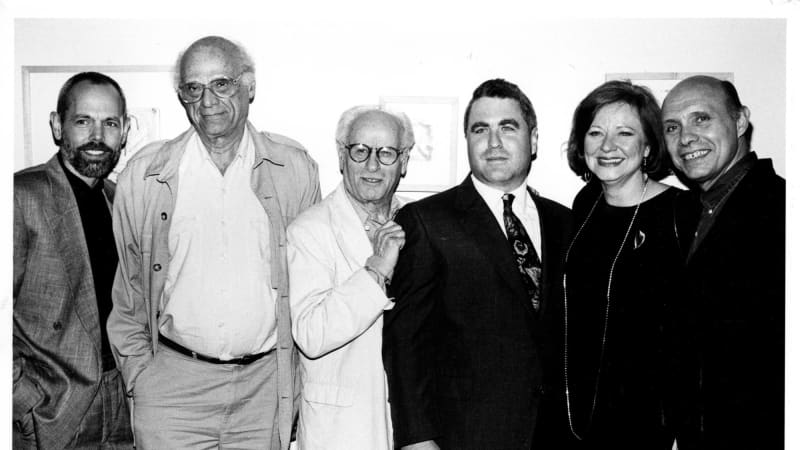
[177,74,244,103]
[340,142,406,165]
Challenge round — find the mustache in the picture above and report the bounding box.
[77,141,114,153]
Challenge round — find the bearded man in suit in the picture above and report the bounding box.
[383,78,572,449]
[14,71,133,449]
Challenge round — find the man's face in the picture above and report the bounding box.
[50,81,128,180]
[662,82,749,191]
[179,45,254,143]
[466,97,536,192]
[339,111,408,208]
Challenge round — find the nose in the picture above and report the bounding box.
[200,86,218,107]
[679,127,697,147]
[488,128,502,149]
[601,134,615,152]
[90,121,104,142]
[364,149,381,172]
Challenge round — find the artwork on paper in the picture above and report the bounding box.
[379,96,459,192]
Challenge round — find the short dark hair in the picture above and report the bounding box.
[463,78,537,136]
[56,72,127,119]
[566,80,670,180]
[719,79,753,146]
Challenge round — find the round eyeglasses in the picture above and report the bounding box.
[341,143,406,165]
[177,74,244,104]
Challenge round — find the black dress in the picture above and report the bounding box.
[561,183,685,449]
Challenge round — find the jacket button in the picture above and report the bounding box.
[53,321,62,330]
[161,212,168,220]
[153,264,162,272]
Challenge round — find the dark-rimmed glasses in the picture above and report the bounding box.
[177,74,244,104]
[340,142,406,165]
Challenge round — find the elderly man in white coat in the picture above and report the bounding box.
[287,105,414,449]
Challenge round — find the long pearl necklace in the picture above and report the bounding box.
[563,177,649,441]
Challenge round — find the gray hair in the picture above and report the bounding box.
[173,35,256,89]
[335,105,415,151]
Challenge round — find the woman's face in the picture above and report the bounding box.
[583,102,650,187]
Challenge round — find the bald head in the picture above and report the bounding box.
[661,76,751,191]
[175,36,255,89]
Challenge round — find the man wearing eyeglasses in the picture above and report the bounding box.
[107,35,320,449]
[383,79,572,449]
[287,106,412,449]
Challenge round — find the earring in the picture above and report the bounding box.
[582,171,593,182]
[641,156,649,173]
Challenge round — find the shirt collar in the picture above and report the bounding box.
[344,187,402,228]
[471,174,530,212]
[700,151,756,210]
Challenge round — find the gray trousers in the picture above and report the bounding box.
[132,345,280,450]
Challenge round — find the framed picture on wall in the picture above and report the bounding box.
[379,96,459,193]
[605,72,734,106]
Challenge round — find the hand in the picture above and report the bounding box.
[401,441,440,450]
[366,220,405,280]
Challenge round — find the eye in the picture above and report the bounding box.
[694,114,710,124]
[664,124,678,134]
[618,130,634,137]
[378,148,396,159]
[74,118,90,126]
[213,79,231,89]
[586,130,602,137]
[105,120,120,128]
[472,126,487,134]
[500,124,516,132]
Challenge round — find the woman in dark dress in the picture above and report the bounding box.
[559,80,687,449]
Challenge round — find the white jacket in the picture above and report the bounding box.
[287,183,398,450]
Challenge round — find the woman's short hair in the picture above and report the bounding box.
[566,80,670,180]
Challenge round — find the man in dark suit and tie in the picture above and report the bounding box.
[383,78,571,449]
[13,72,133,449]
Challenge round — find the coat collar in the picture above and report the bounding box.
[144,121,286,182]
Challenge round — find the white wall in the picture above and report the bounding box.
[14,18,786,207]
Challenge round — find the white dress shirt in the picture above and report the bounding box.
[471,175,542,257]
[159,129,277,359]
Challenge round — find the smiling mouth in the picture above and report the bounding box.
[682,150,710,161]
[82,149,107,157]
[597,157,623,166]
[361,177,383,184]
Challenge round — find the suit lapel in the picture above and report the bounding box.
[329,184,373,272]
[454,177,530,307]
[531,190,555,318]
[43,156,102,352]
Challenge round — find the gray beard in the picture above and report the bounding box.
[63,144,121,179]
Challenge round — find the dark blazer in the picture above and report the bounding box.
[383,176,571,449]
[671,157,785,449]
[13,155,115,450]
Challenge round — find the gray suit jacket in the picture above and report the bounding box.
[13,154,114,450]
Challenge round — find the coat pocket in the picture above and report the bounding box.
[303,382,354,407]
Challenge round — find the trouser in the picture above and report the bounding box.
[132,345,280,450]
[13,368,133,449]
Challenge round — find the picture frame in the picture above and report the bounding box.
[379,96,459,193]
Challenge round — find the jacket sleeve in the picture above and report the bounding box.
[107,164,153,395]
[12,190,43,420]
[301,152,321,210]
[287,217,390,359]
[382,204,441,446]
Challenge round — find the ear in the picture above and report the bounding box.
[736,106,750,138]
[49,111,63,144]
[338,145,346,174]
[246,76,256,103]
[120,114,132,149]
[529,127,539,160]
[399,147,411,178]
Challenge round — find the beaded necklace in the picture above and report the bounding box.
[563,178,648,440]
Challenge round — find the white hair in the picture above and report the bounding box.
[335,105,415,152]
[172,35,256,89]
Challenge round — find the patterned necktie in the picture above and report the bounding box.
[502,193,542,312]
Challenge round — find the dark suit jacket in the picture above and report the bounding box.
[383,176,571,449]
[671,158,784,449]
[13,154,115,450]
